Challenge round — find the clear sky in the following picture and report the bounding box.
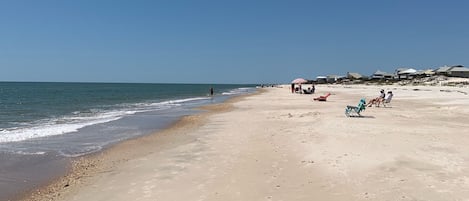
[1,0,468,84]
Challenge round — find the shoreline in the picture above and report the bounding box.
[17,90,262,201]
[17,84,469,200]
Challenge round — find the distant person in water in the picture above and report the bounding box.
[210,87,214,96]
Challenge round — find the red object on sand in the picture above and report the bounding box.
[313,93,331,101]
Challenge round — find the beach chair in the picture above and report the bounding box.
[313,93,331,101]
[382,93,393,107]
[345,98,367,117]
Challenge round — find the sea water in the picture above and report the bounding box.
[0,82,256,200]
[0,82,256,156]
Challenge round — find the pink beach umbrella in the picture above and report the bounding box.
[291,78,308,84]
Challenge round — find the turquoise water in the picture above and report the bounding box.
[0,82,255,155]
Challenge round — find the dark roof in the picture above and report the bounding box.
[449,67,469,72]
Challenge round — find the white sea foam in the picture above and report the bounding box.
[222,87,253,95]
[58,145,103,157]
[159,97,210,105]
[12,151,47,155]
[0,89,255,144]
[0,96,215,143]
[0,114,123,143]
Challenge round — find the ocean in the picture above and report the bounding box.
[0,82,256,200]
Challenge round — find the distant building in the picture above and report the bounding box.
[434,65,469,78]
[316,76,327,84]
[415,69,435,78]
[326,75,345,83]
[448,66,469,78]
[396,68,417,80]
[395,68,408,79]
[371,70,394,80]
[434,65,453,76]
[347,72,363,80]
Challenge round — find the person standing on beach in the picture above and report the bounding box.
[312,84,315,94]
[210,87,214,96]
[291,83,295,93]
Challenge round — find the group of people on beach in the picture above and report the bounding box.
[367,89,393,107]
[291,83,315,94]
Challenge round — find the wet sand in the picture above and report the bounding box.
[0,153,69,201]
[17,92,252,201]
[19,85,469,201]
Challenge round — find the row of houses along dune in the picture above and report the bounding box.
[313,65,469,85]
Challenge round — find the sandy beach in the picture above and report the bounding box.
[22,84,469,201]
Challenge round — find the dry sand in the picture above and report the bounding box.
[22,85,469,201]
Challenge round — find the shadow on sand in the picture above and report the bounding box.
[346,115,375,118]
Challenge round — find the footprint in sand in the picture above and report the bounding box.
[300,112,321,117]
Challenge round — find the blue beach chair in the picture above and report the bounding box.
[345,98,367,117]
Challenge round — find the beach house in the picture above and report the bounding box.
[371,70,394,81]
[326,75,345,83]
[395,68,417,80]
[347,72,363,80]
[447,66,469,78]
[434,65,469,78]
[315,76,327,84]
[434,65,453,76]
[415,69,435,78]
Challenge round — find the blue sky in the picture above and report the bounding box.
[1,0,468,84]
